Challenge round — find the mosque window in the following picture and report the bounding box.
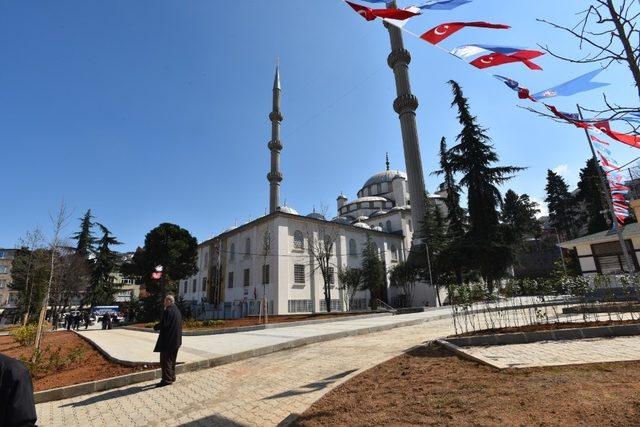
[204,252,208,268]
[244,268,250,286]
[183,281,188,294]
[293,230,304,250]
[349,239,357,257]
[230,243,235,261]
[391,245,398,262]
[228,272,234,288]
[192,279,197,293]
[386,220,392,232]
[356,203,361,209]
[368,202,374,208]
[294,264,305,283]
[202,277,207,292]
[245,238,251,257]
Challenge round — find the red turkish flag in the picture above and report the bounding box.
[345,1,420,21]
[420,22,510,45]
[470,50,543,70]
[595,121,640,148]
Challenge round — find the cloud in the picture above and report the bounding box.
[531,197,549,218]
[552,164,569,177]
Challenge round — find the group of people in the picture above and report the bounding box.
[1,294,183,426]
[64,312,90,331]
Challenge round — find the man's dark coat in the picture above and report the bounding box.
[153,303,183,352]
[0,353,37,427]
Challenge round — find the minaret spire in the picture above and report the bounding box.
[386,152,390,171]
[268,62,283,213]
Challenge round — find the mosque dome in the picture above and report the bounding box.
[353,222,371,229]
[370,210,388,218]
[332,216,352,225]
[363,170,407,188]
[307,212,326,220]
[278,206,299,215]
[355,215,369,222]
[372,226,384,232]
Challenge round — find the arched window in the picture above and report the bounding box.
[293,230,304,250]
[349,239,357,257]
[245,238,251,257]
[230,243,235,261]
[390,245,398,261]
[386,220,392,232]
[379,222,384,229]
[408,219,413,232]
[204,252,209,268]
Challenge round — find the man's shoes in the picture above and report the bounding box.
[156,381,172,388]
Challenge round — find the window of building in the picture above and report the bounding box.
[391,245,398,262]
[293,230,304,250]
[204,253,208,268]
[192,279,197,293]
[592,241,636,273]
[356,203,361,209]
[0,251,5,259]
[386,220,392,232]
[262,264,270,284]
[230,243,235,261]
[243,268,250,286]
[294,264,305,283]
[349,239,357,257]
[0,266,7,274]
[327,267,335,285]
[245,238,251,257]
[202,277,207,292]
[0,280,5,289]
[368,202,374,208]
[183,281,188,294]
[228,272,234,288]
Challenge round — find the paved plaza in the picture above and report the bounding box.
[463,335,640,369]
[76,309,451,364]
[36,318,455,426]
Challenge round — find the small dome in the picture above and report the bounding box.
[332,216,351,224]
[353,222,371,229]
[355,215,369,221]
[372,226,383,231]
[390,206,408,212]
[307,212,326,220]
[370,210,388,218]
[278,206,299,215]
[363,170,407,188]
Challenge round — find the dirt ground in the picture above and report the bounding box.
[135,312,368,330]
[295,345,640,426]
[456,319,640,336]
[0,331,154,392]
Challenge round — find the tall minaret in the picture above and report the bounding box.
[385,1,427,244]
[267,64,283,213]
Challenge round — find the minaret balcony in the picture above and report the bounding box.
[267,171,283,182]
[269,111,283,122]
[268,139,283,151]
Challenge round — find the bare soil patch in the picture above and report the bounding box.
[455,319,640,337]
[0,332,155,392]
[134,312,369,330]
[295,345,640,426]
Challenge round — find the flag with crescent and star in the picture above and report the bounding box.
[345,1,421,21]
[595,121,640,149]
[451,45,544,70]
[420,22,510,45]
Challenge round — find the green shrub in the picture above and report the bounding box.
[11,324,38,347]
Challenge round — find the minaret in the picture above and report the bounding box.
[386,152,390,171]
[385,1,427,244]
[267,64,283,213]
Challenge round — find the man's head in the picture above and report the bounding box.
[164,294,175,308]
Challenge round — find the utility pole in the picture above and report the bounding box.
[577,104,636,273]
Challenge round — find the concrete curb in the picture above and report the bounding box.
[445,323,640,347]
[435,339,501,369]
[122,312,393,336]
[34,312,451,404]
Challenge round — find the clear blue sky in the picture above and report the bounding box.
[2,0,638,251]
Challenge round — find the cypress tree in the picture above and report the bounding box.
[545,170,578,239]
[447,80,524,291]
[88,223,122,306]
[360,236,385,310]
[501,190,541,240]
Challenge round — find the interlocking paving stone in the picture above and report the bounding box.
[36,318,453,426]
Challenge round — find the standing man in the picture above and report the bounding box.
[153,295,182,387]
[0,354,37,426]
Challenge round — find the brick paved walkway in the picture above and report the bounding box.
[463,335,640,369]
[36,318,454,426]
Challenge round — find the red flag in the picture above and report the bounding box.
[345,1,420,21]
[545,104,590,129]
[590,134,609,145]
[595,121,640,149]
[420,22,510,45]
[470,50,543,70]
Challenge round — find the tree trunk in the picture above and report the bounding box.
[606,0,640,100]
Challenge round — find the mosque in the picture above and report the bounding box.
[177,67,445,316]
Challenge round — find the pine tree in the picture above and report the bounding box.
[73,209,96,259]
[577,158,610,234]
[360,236,385,310]
[88,223,122,306]
[447,80,524,291]
[420,197,449,304]
[434,137,466,239]
[545,170,578,239]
